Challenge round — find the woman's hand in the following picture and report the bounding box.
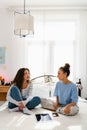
[53,96,59,110]
[64,102,76,114]
[18,101,25,110]
[64,106,70,114]
[53,102,58,110]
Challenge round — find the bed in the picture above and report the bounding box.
[0,75,87,130]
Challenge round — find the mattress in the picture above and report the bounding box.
[0,97,87,130]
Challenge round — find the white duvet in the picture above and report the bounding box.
[0,97,87,130]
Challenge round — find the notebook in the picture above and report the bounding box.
[35,113,52,121]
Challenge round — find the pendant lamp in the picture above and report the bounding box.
[14,0,34,37]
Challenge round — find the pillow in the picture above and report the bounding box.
[41,98,55,111]
[32,84,50,98]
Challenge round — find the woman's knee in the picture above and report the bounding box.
[33,96,41,104]
[11,86,20,95]
[26,96,41,109]
[10,86,22,101]
[57,106,79,116]
[69,106,79,116]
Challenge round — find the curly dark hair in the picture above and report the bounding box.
[11,68,30,90]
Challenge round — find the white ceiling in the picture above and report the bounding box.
[0,0,87,8]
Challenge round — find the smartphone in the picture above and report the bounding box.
[52,112,59,117]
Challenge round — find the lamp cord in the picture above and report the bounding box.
[24,0,25,14]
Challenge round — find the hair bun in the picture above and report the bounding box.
[64,63,70,69]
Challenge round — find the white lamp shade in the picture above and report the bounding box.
[14,12,34,37]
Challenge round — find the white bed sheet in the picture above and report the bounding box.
[0,97,87,130]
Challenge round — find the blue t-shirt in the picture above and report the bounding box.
[54,81,78,105]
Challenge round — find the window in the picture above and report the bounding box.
[26,19,75,80]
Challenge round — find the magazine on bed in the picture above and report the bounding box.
[35,113,52,121]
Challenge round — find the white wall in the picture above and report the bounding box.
[0,8,27,81]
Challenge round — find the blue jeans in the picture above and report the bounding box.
[8,86,41,110]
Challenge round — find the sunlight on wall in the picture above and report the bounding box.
[54,41,73,79]
[68,125,82,130]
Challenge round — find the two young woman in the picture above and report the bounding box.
[7,63,79,116]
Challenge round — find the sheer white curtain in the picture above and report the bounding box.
[9,9,86,98]
[74,11,87,98]
[25,10,76,80]
[10,9,87,98]
[20,10,87,98]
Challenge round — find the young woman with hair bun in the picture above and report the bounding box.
[53,63,79,116]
